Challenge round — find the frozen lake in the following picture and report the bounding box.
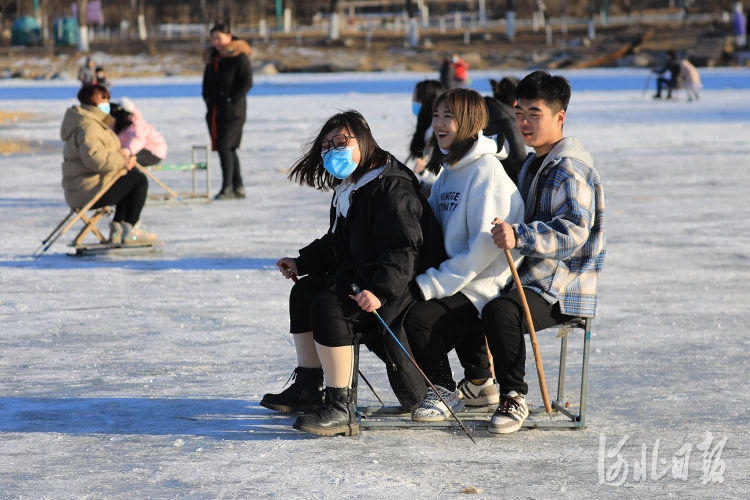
[1,69,749,498]
[1,67,749,100]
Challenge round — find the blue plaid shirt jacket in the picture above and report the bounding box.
[513,137,606,318]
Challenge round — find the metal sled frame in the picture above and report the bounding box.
[357,317,592,432]
[525,317,592,430]
[146,145,211,202]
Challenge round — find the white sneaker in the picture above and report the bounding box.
[488,391,529,434]
[122,220,158,245]
[457,378,500,406]
[411,385,464,422]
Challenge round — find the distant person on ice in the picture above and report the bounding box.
[111,97,168,167]
[77,57,96,86]
[484,70,605,433]
[678,56,702,102]
[60,84,158,245]
[653,50,681,99]
[734,2,747,48]
[261,110,446,437]
[451,53,470,88]
[202,22,253,200]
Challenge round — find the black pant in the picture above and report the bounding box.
[218,147,243,192]
[92,169,148,225]
[656,77,675,97]
[289,276,378,347]
[135,149,162,167]
[404,293,492,391]
[482,288,572,395]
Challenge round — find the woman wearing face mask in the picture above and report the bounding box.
[261,110,446,437]
[60,84,157,244]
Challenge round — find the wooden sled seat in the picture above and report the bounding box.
[35,205,162,258]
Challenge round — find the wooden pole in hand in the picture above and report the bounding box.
[504,248,552,415]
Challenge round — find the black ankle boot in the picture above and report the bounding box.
[292,386,359,436]
[260,367,324,413]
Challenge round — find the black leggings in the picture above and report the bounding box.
[482,288,572,395]
[218,148,243,191]
[404,293,492,391]
[289,276,379,347]
[92,169,148,225]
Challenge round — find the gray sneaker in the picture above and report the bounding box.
[411,385,464,422]
[108,221,123,244]
[122,221,158,245]
[457,378,500,406]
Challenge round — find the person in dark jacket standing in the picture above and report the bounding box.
[486,76,527,184]
[653,50,681,99]
[202,23,253,199]
[260,110,447,437]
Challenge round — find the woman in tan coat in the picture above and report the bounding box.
[61,84,157,244]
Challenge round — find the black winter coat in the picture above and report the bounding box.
[295,154,447,410]
[484,96,527,185]
[202,38,253,151]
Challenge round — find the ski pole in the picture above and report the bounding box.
[286,270,385,406]
[642,71,653,96]
[350,283,476,443]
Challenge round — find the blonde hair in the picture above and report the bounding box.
[425,88,487,174]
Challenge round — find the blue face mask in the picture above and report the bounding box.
[411,102,421,116]
[97,102,111,114]
[322,147,358,179]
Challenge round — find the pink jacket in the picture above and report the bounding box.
[118,106,168,160]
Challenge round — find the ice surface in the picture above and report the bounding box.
[1,70,748,498]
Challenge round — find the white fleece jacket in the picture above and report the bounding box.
[415,134,525,313]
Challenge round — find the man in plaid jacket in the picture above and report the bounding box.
[483,70,606,434]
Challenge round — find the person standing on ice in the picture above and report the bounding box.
[404,88,525,423]
[202,22,253,200]
[484,70,605,433]
[261,110,446,437]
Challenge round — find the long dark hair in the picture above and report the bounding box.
[424,88,488,175]
[109,103,133,135]
[287,110,388,190]
[408,79,445,161]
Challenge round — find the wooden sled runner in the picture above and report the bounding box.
[34,169,162,257]
[357,318,593,432]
